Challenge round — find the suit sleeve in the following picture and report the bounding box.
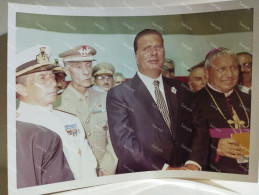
[17,122,74,188]
[189,94,211,170]
[40,131,75,184]
[107,88,165,172]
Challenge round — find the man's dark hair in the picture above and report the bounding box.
[133,29,163,54]
[236,52,252,58]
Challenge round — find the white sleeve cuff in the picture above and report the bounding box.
[185,160,202,170]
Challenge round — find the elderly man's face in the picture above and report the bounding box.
[17,71,57,106]
[135,34,165,78]
[206,55,239,93]
[114,76,125,86]
[188,67,206,92]
[237,54,252,84]
[65,61,92,89]
[162,62,175,79]
[94,74,114,92]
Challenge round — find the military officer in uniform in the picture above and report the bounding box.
[53,45,117,176]
[16,45,97,180]
[92,62,115,92]
[53,59,68,94]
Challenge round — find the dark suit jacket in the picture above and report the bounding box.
[107,74,193,173]
[16,121,74,188]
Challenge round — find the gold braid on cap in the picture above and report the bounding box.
[16,47,53,77]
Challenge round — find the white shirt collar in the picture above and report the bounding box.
[137,71,163,86]
[137,71,167,104]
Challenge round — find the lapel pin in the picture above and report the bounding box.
[171,87,177,94]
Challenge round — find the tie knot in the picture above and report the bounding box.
[153,80,160,87]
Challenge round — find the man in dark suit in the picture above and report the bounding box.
[106,29,194,173]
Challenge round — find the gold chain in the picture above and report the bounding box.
[205,86,250,132]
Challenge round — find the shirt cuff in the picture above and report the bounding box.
[185,160,202,170]
[162,163,169,170]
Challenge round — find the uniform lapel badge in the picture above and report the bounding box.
[77,45,91,56]
[92,105,106,114]
[171,86,177,94]
[65,124,80,136]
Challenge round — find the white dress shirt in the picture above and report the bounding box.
[137,71,168,107]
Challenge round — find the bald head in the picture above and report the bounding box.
[188,67,206,92]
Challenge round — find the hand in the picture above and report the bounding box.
[166,164,200,171]
[217,138,243,159]
[184,164,200,171]
[166,166,187,170]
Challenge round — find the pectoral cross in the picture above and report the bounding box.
[227,107,245,130]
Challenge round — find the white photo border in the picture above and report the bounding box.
[8,0,259,194]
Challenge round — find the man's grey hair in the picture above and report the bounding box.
[204,48,237,69]
[16,74,29,85]
[113,72,125,79]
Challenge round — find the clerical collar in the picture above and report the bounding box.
[207,83,233,97]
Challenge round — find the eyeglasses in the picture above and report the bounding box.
[239,62,252,67]
[238,62,252,70]
[95,75,113,80]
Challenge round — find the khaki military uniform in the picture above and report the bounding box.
[53,84,118,175]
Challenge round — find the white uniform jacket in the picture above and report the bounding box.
[16,101,97,179]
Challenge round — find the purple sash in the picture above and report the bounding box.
[209,128,250,138]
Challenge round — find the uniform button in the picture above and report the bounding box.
[88,132,91,136]
[86,120,89,123]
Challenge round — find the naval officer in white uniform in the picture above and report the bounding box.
[16,45,97,179]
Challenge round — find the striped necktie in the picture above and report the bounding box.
[153,80,172,135]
